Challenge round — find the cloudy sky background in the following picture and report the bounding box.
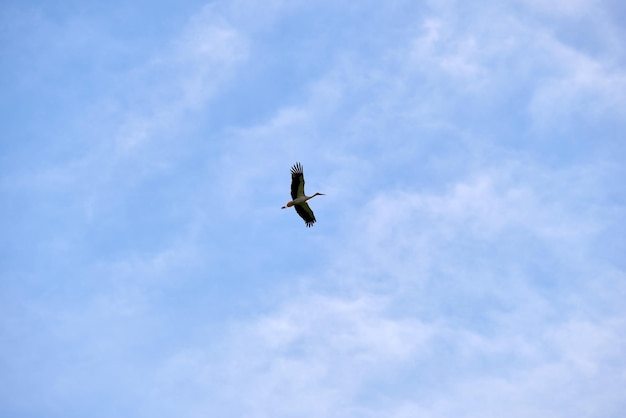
[1,0,625,416]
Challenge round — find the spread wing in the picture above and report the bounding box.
[290,162,305,200]
[294,202,316,227]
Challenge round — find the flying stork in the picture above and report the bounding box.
[281,162,325,227]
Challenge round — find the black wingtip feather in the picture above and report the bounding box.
[290,162,303,176]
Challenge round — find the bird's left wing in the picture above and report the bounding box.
[294,202,316,227]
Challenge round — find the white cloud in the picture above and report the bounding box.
[3,1,625,417]
[139,152,626,417]
[410,17,486,84]
[402,1,626,134]
[516,0,598,17]
[528,38,626,129]
[112,15,249,156]
[150,294,437,417]
[415,318,626,418]
[2,5,253,241]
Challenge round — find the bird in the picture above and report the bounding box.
[281,162,325,227]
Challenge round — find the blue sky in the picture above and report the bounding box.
[1,0,625,416]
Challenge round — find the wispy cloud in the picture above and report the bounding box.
[1,1,625,417]
[139,152,625,416]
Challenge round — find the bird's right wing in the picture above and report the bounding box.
[290,162,305,200]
